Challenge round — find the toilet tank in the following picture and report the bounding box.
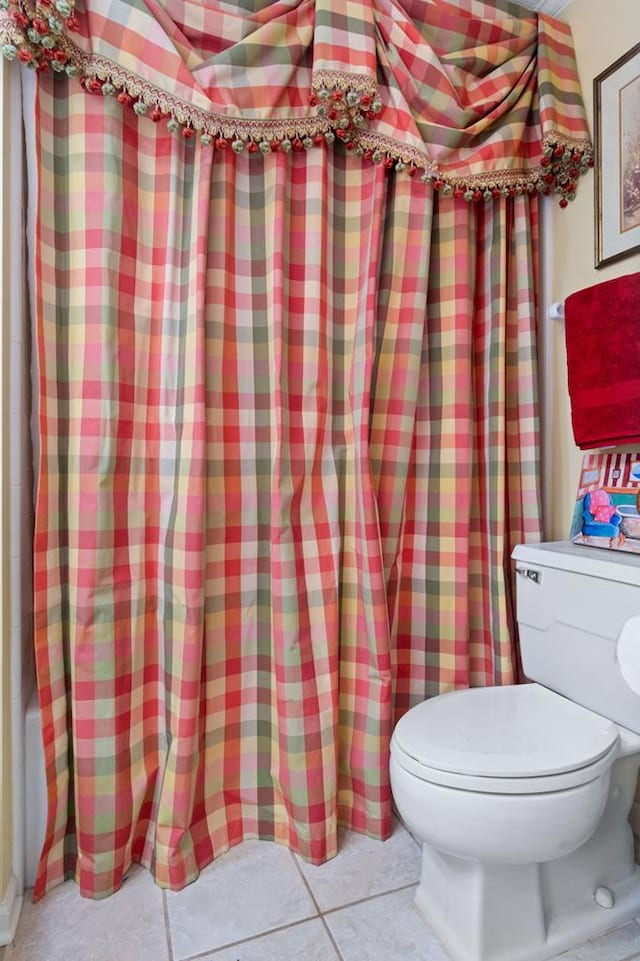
[512,541,640,734]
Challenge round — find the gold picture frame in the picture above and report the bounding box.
[594,41,640,269]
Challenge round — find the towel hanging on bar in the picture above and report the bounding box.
[564,272,640,450]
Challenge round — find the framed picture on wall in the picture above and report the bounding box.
[594,41,640,268]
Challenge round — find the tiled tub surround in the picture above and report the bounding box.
[2,821,640,961]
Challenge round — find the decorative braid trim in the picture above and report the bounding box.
[0,4,593,206]
[356,130,433,172]
[312,69,377,96]
[543,132,593,154]
[355,129,593,204]
[85,53,333,142]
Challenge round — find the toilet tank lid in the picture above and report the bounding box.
[392,684,619,779]
[512,540,640,587]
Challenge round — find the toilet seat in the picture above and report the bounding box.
[391,738,619,794]
[391,683,620,795]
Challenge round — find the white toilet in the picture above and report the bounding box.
[390,541,640,961]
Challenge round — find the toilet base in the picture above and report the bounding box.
[412,749,640,961]
[416,845,640,961]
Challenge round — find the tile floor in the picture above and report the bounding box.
[2,820,640,961]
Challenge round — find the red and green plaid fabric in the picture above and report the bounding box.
[19,0,582,900]
[2,0,592,193]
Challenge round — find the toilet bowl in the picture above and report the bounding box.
[390,541,640,961]
[391,684,619,866]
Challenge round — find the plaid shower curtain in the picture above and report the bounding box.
[2,0,591,899]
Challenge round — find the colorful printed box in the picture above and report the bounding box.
[570,453,640,554]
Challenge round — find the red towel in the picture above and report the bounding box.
[564,272,640,450]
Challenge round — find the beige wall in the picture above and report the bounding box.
[548,0,640,540]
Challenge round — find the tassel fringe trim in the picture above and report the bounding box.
[0,0,593,206]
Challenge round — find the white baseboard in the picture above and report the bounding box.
[0,873,23,946]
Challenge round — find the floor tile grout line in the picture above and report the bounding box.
[320,914,344,961]
[318,914,346,961]
[287,850,345,961]
[162,889,175,961]
[285,843,422,918]
[320,880,419,917]
[175,913,324,961]
[621,947,640,960]
[287,847,322,916]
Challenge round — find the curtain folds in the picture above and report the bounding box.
[12,0,588,901]
[2,0,592,196]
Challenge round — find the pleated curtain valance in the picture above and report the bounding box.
[2,0,592,205]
